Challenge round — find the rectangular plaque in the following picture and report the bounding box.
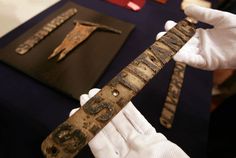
[0,1,135,100]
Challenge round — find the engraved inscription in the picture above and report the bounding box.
[52,123,86,153]
[136,53,160,73]
[159,32,185,52]
[110,72,140,93]
[160,62,186,128]
[149,43,173,65]
[126,65,149,83]
[15,8,78,55]
[83,96,114,123]
[175,19,195,37]
[169,28,188,42]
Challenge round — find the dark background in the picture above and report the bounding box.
[0,0,221,158]
[207,0,236,157]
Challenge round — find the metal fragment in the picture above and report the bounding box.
[48,21,122,61]
[160,62,186,128]
[15,8,78,55]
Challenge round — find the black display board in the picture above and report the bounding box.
[0,1,134,100]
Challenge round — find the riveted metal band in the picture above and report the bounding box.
[15,8,78,55]
[41,18,196,158]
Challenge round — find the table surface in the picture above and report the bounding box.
[0,0,217,157]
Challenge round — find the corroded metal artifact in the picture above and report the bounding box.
[41,17,197,158]
[15,8,78,55]
[160,62,186,129]
[48,21,122,61]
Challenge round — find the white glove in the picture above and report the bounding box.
[70,88,189,158]
[157,4,236,70]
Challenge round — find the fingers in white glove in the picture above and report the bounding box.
[69,88,125,157]
[156,31,166,40]
[70,88,189,158]
[184,4,234,27]
[158,20,206,69]
[88,88,100,98]
[68,93,90,116]
[88,129,120,158]
[69,107,79,116]
[69,88,100,116]
[70,88,154,157]
[100,121,129,157]
[184,5,236,70]
[173,28,207,69]
[111,105,142,141]
[122,102,156,135]
[164,20,176,30]
[173,49,206,69]
[129,133,167,150]
[80,94,90,106]
[78,88,156,139]
[155,21,176,40]
[80,88,100,105]
[154,140,189,158]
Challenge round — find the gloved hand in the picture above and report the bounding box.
[70,88,189,158]
[156,4,236,70]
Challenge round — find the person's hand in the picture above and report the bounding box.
[70,88,189,158]
[157,4,236,70]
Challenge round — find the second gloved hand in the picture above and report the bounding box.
[70,88,189,158]
[157,5,236,70]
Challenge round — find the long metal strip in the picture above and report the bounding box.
[15,8,78,55]
[160,62,186,128]
[41,17,196,158]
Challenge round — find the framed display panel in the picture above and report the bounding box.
[0,1,135,100]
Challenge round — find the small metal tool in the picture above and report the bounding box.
[48,21,122,61]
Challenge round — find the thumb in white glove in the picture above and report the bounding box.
[157,5,236,70]
[70,88,189,158]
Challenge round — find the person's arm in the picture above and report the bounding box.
[158,4,236,70]
[70,88,189,158]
